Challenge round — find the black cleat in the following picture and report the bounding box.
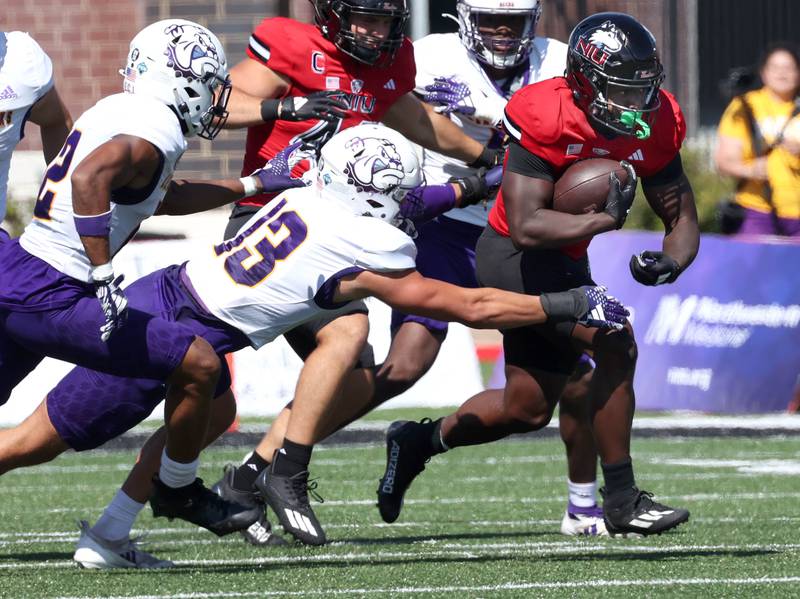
[149,476,261,537]
[211,464,287,546]
[255,464,326,546]
[376,419,434,524]
[601,486,690,537]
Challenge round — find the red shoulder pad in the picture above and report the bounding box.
[388,38,417,95]
[247,18,311,75]
[503,79,569,165]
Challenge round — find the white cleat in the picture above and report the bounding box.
[73,520,174,569]
[560,504,609,537]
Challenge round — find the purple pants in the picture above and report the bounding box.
[47,264,249,450]
[0,241,196,405]
[391,216,483,335]
[738,208,800,237]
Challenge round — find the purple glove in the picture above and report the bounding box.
[577,285,629,330]
[423,77,475,116]
[251,141,308,194]
[540,285,629,329]
[484,165,503,189]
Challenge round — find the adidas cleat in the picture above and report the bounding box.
[602,487,690,537]
[73,520,173,570]
[255,465,326,546]
[211,464,287,546]
[149,476,261,537]
[376,419,434,524]
[560,503,609,537]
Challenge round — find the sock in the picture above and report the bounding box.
[90,490,145,542]
[272,439,313,477]
[601,458,636,496]
[567,479,598,508]
[431,418,449,454]
[158,449,199,489]
[233,451,270,491]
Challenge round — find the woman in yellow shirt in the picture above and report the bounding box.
[715,43,800,236]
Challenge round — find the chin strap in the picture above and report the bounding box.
[620,110,651,140]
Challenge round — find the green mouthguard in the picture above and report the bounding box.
[619,110,651,140]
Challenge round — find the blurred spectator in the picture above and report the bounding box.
[715,42,800,236]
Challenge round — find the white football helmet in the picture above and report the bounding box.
[316,124,422,224]
[453,0,541,69]
[121,19,231,139]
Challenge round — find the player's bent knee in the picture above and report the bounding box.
[180,337,221,387]
[595,328,638,368]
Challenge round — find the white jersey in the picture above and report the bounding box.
[20,93,186,282]
[413,33,567,227]
[186,186,416,349]
[0,31,55,219]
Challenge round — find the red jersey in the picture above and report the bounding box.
[489,77,686,257]
[238,18,416,208]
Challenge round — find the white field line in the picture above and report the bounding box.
[4,514,800,546]
[50,577,800,599]
[7,540,800,573]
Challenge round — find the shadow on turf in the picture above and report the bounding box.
[0,551,70,562]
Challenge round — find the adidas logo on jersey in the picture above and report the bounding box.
[283,507,319,537]
[0,85,18,101]
[383,79,396,90]
[627,149,645,161]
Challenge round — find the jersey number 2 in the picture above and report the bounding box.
[215,204,308,287]
[34,129,82,220]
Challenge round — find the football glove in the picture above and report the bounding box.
[603,161,637,229]
[629,251,681,286]
[250,141,308,194]
[261,91,348,123]
[423,77,476,116]
[91,264,128,342]
[451,165,503,208]
[540,285,628,330]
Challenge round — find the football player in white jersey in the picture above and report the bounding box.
[0,19,315,541]
[0,123,624,566]
[0,30,72,233]
[246,0,606,537]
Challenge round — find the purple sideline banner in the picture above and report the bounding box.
[490,231,800,413]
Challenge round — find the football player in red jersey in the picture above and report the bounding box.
[207,0,501,546]
[376,13,699,538]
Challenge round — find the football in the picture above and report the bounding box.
[552,158,629,215]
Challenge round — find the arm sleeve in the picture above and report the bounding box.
[642,153,684,188]
[505,140,556,181]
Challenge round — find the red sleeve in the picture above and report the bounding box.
[639,90,687,176]
[503,81,569,170]
[390,38,416,95]
[246,17,299,77]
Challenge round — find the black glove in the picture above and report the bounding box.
[91,264,128,342]
[467,145,505,169]
[603,161,637,229]
[451,165,502,207]
[260,91,348,123]
[629,251,681,286]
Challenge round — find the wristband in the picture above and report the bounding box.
[90,262,114,283]
[539,290,586,322]
[240,176,259,198]
[260,99,280,122]
[74,210,112,237]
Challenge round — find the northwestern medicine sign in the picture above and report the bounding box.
[588,232,800,413]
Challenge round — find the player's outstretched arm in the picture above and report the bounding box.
[382,93,485,164]
[28,85,73,164]
[222,59,291,129]
[158,142,306,215]
[335,270,627,330]
[631,157,699,285]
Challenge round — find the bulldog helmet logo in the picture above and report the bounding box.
[343,136,405,194]
[163,23,222,82]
